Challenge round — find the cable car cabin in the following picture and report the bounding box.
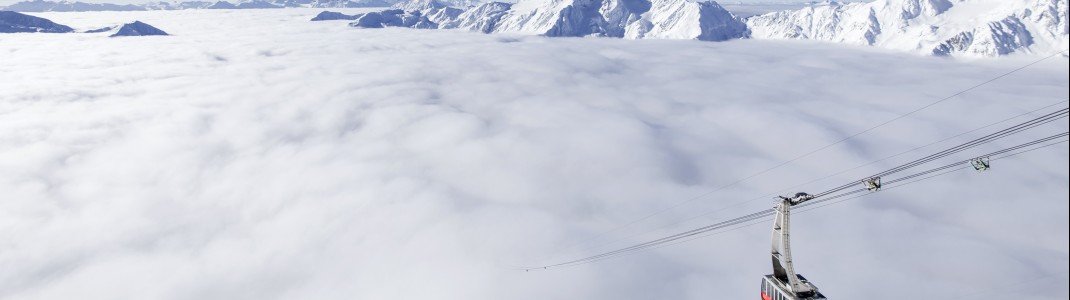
[761,274,825,300]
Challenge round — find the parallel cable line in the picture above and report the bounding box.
[813,108,1068,198]
[558,101,1069,258]
[524,130,1069,270]
[540,51,1068,260]
[796,137,1070,213]
[526,209,776,270]
[654,137,1070,264]
[752,100,1069,206]
[804,131,1069,208]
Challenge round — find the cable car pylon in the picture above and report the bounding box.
[762,192,827,300]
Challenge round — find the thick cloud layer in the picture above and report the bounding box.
[2,9,1068,300]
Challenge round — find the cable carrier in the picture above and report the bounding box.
[761,192,826,300]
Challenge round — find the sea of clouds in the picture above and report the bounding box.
[1,8,1068,300]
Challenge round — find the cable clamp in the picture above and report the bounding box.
[971,157,991,171]
[863,177,882,191]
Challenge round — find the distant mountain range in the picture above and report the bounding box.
[0,0,504,11]
[320,0,751,40]
[316,0,1066,57]
[4,0,1065,57]
[0,0,397,11]
[746,0,1068,57]
[2,10,168,36]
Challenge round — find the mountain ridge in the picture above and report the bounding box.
[5,0,1065,57]
[1,0,396,11]
[746,0,1068,57]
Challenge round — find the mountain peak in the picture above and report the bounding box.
[110,20,169,36]
[748,0,1068,57]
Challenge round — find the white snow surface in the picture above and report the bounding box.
[372,0,1064,55]
[442,1,511,32]
[1,8,1069,300]
[625,0,749,40]
[388,0,461,23]
[490,0,749,40]
[746,0,1070,57]
[0,0,395,11]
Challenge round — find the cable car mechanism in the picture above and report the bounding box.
[863,177,882,191]
[761,192,827,300]
[971,157,990,171]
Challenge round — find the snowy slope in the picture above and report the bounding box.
[487,0,748,40]
[306,0,391,8]
[142,1,214,9]
[390,0,463,24]
[2,0,145,11]
[353,0,747,40]
[235,0,282,8]
[205,1,237,8]
[108,20,169,36]
[319,0,1059,56]
[348,8,438,28]
[308,0,461,27]
[310,10,361,20]
[625,0,749,40]
[441,1,512,32]
[1,0,394,11]
[747,0,1070,57]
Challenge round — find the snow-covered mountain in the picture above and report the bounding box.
[1,10,170,35]
[390,0,463,23]
[235,0,281,8]
[7,0,1063,57]
[348,8,438,27]
[311,10,361,20]
[2,0,144,11]
[1,0,395,11]
[354,0,1061,56]
[204,1,237,8]
[746,0,1069,57]
[358,0,748,40]
[141,1,213,9]
[91,20,170,36]
[308,0,391,8]
[442,1,511,32]
[436,0,492,8]
[310,0,460,28]
[624,0,750,40]
[487,0,748,40]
